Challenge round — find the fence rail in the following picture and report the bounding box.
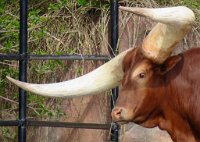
[0,0,119,142]
[0,120,111,130]
[0,54,110,61]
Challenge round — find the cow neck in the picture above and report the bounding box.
[158,95,196,142]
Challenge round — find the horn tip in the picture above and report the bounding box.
[119,6,125,9]
[6,76,17,84]
[119,6,130,11]
[6,76,13,81]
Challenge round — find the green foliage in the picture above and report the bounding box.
[0,127,16,142]
[32,60,64,75]
[48,2,64,11]
[155,0,200,8]
[78,0,87,6]
[180,0,200,9]
[27,93,65,118]
[0,67,18,110]
[0,1,19,50]
[0,0,69,120]
[1,0,109,123]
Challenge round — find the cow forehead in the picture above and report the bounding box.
[131,61,153,79]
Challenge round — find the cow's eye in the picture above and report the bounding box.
[139,73,146,78]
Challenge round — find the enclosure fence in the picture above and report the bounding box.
[0,0,119,142]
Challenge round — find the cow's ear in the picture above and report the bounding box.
[159,55,182,75]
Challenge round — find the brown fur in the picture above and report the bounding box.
[112,48,200,142]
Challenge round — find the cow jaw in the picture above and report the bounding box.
[7,49,131,98]
[119,6,195,64]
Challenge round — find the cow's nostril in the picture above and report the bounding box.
[112,107,123,120]
[116,110,121,115]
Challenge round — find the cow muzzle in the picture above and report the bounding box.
[111,107,134,124]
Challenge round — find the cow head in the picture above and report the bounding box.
[110,6,194,125]
[7,6,194,124]
[111,48,182,125]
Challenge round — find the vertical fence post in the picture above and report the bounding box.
[19,0,28,142]
[110,0,119,142]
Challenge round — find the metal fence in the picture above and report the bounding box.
[0,0,119,142]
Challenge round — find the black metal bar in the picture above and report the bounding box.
[111,122,119,141]
[0,54,110,61]
[110,0,119,56]
[110,0,119,103]
[27,120,110,130]
[110,0,119,142]
[19,0,28,142]
[0,120,19,126]
[111,88,119,109]
[0,120,111,130]
[0,54,21,60]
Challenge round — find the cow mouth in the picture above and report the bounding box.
[113,112,154,127]
[114,120,129,125]
[112,115,132,125]
[113,116,147,125]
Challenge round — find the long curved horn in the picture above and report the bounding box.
[120,6,195,64]
[7,49,131,98]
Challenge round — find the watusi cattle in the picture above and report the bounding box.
[7,6,197,142]
[111,47,200,142]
